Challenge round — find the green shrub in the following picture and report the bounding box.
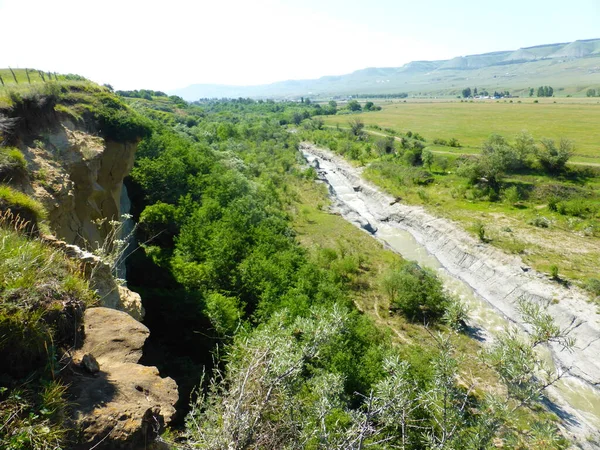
[555,199,599,219]
[529,216,550,228]
[474,221,486,241]
[0,147,27,183]
[443,296,470,331]
[91,94,152,141]
[402,143,423,166]
[383,261,449,322]
[448,137,461,148]
[550,265,559,280]
[503,186,521,205]
[536,138,573,174]
[584,278,600,298]
[204,292,244,335]
[0,147,27,170]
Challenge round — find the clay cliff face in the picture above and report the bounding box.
[19,119,145,319]
[23,120,137,248]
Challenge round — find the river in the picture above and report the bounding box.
[301,143,600,448]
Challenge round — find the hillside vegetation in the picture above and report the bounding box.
[0,74,589,448]
[122,94,575,448]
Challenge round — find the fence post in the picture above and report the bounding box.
[25,68,31,84]
[0,75,4,87]
[8,67,18,84]
[38,70,46,82]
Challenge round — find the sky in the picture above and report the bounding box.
[1,0,599,91]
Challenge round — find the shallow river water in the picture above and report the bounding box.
[302,146,600,447]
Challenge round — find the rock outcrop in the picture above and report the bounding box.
[70,307,178,449]
[43,234,145,320]
[23,121,137,248]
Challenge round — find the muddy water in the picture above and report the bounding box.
[302,147,600,445]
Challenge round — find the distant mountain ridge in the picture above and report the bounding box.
[172,38,600,100]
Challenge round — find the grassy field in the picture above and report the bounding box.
[324,100,600,163]
[0,68,55,85]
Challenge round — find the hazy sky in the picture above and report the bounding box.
[1,0,599,91]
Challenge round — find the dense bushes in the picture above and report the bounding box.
[92,95,152,141]
[383,262,449,322]
[536,138,573,173]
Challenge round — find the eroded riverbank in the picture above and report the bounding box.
[301,142,600,447]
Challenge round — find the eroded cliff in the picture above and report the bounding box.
[0,82,178,449]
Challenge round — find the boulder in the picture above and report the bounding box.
[70,308,178,449]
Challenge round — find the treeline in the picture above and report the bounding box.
[532,86,554,97]
[461,87,510,98]
[116,89,168,99]
[587,88,600,97]
[335,92,409,99]
[127,98,394,432]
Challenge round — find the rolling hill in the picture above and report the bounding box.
[171,38,600,100]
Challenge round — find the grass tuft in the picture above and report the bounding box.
[0,185,47,233]
[0,147,27,182]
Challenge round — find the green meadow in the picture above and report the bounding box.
[324,100,600,163]
[0,68,54,85]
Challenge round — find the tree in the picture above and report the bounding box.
[422,148,434,170]
[364,101,374,111]
[513,131,536,166]
[537,86,554,97]
[529,88,534,97]
[587,88,597,97]
[347,100,362,111]
[456,134,520,193]
[537,86,545,97]
[536,138,573,173]
[348,118,365,138]
[383,262,448,322]
[462,87,472,98]
[474,87,478,96]
[374,137,395,155]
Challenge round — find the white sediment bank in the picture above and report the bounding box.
[301,143,600,447]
